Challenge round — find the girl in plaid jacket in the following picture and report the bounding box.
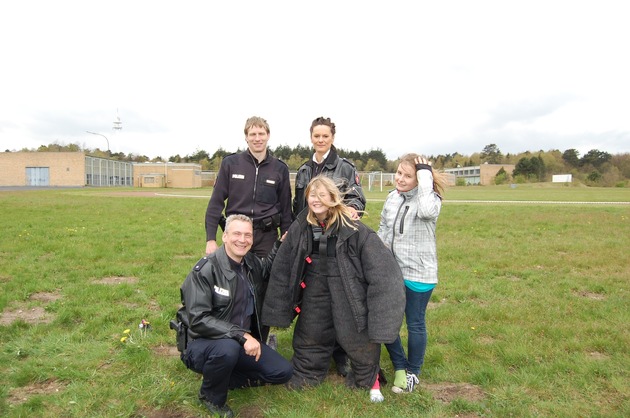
[377,153,448,393]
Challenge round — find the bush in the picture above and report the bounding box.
[587,171,602,182]
[494,168,510,185]
[513,174,528,184]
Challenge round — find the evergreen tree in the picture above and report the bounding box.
[581,149,611,169]
[480,144,503,164]
[562,149,580,167]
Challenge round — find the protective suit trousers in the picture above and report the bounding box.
[291,254,380,388]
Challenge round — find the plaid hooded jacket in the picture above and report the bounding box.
[377,168,442,284]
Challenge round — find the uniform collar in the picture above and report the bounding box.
[312,149,331,164]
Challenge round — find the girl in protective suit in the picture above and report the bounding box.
[262,176,405,403]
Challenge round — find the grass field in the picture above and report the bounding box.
[1,185,629,417]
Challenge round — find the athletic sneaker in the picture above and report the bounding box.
[370,388,385,403]
[391,372,420,394]
[391,369,407,394]
[406,372,420,392]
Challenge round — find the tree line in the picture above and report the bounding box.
[11,142,630,187]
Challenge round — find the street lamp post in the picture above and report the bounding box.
[86,131,111,186]
[86,131,110,153]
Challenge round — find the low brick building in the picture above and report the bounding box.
[0,152,203,188]
[133,162,202,188]
[444,163,515,185]
[0,152,133,187]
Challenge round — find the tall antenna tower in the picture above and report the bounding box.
[113,109,122,132]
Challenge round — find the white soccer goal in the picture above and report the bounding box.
[359,171,383,192]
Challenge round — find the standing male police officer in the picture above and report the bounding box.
[204,116,292,258]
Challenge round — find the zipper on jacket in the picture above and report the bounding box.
[399,206,409,234]
[247,151,264,219]
[252,164,259,218]
[391,194,408,252]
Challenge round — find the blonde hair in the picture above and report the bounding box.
[305,176,356,232]
[244,116,270,135]
[399,153,448,196]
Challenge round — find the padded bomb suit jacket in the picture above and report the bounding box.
[261,211,405,344]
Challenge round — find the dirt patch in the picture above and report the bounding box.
[588,351,609,360]
[0,306,53,326]
[573,290,605,301]
[147,300,161,311]
[93,276,140,285]
[0,291,62,326]
[425,382,485,403]
[8,379,66,405]
[152,345,180,357]
[29,291,62,303]
[238,405,265,418]
[478,336,495,345]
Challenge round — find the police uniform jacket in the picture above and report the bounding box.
[292,148,366,217]
[179,242,279,344]
[205,150,292,241]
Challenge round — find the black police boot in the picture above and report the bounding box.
[198,391,234,417]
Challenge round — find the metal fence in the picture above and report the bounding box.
[202,170,395,191]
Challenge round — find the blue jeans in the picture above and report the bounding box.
[385,287,433,376]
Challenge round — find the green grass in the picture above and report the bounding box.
[1,185,629,417]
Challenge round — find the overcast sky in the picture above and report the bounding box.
[1,1,629,160]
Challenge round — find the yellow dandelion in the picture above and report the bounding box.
[123,329,131,334]
[120,336,128,342]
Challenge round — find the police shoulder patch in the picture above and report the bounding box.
[194,257,209,271]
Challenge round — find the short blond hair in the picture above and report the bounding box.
[244,116,270,135]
